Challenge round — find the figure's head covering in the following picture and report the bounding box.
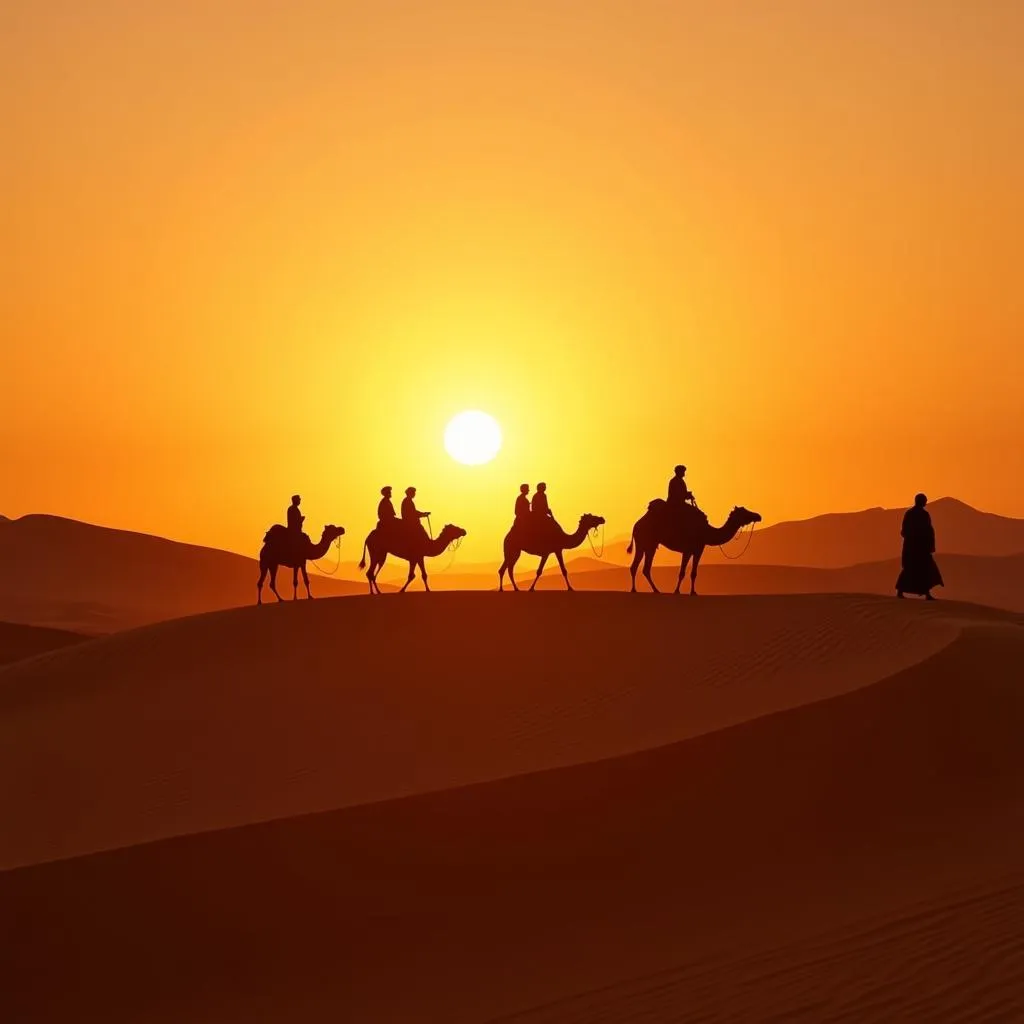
[406,487,416,496]
[915,493,927,507]
[291,494,301,504]
[520,483,529,493]
[536,482,546,491]
[674,465,686,475]
[381,486,392,496]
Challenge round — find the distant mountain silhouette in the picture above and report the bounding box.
[603,498,1024,568]
[0,620,87,667]
[0,514,373,633]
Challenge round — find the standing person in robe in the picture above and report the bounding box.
[896,493,943,600]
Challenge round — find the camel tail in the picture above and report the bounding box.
[358,540,368,571]
[626,530,635,556]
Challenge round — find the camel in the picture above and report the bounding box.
[358,522,467,593]
[498,513,606,592]
[257,524,345,604]
[627,501,761,595]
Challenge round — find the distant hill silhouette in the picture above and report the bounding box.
[0,514,374,633]
[0,620,87,667]
[602,498,1024,568]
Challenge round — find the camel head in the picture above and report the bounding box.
[579,513,606,533]
[439,524,468,544]
[321,524,346,543]
[728,507,762,529]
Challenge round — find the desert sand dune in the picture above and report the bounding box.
[0,593,971,869]
[1,598,1021,1021]
[0,513,371,633]
[0,621,86,667]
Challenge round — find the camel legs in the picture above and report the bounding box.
[292,568,299,599]
[628,550,642,592]
[257,564,267,604]
[499,550,521,591]
[268,566,283,602]
[400,559,416,593]
[529,554,550,591]
[555,549,573,591]
[301,564,313,599]
[689,548,704,595]
[674,553,692,594]
[642,549,660,593]
[419,557,430,593]
[366,553,385,594]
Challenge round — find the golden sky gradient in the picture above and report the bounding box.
[4,1,1023,560]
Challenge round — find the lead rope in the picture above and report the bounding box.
[434,534,463,574]
[311,535,344,575]
[587,522,605,558]
[717,522,756,560]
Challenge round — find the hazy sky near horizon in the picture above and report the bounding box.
[4,1,1023,558]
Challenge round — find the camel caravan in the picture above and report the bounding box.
[257,466,761,600]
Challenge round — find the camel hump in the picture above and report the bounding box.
[647,498,666,512]
[263,523,288,544]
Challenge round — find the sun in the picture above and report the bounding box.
[444,410,503,465]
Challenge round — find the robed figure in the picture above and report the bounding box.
[896,493,943,599]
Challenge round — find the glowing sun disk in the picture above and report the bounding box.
[444,410,502,465]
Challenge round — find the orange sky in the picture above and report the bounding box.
[4,1,1023,561]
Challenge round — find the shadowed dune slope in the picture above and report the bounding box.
[550,552,1024,611]
[2,604,1022,1022]
[394,552,1024,613]
[0,513,369,633]
[0,621,87,667]
[0,593,972,869]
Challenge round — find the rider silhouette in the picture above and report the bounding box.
[377,486,396,528]
[401,487,431,540]
[287,495,305,534]
[667,466,695,509]
[532,482,552,519]
[514,484,531,522]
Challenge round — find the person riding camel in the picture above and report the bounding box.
[401,486,431,541]
[377,486,396,529]
[514,484,531,522]
[532,482,552,519]
[667,466,696,509]
[286,494,306,556]
[531,482,560,539]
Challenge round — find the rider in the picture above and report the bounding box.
[377,486,396,529]
[667,466,695,510]
[514,483,531,522]
[401,486,431,540]
[287,494,305,535]
[532,482,553,519]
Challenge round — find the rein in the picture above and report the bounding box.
[434,533,463,574]
[587,522,605,558]
[311,535,344,575]
[717,522,756,560]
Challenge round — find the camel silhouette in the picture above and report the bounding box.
[498,513,606,592]
[627,502,761,595]
[359,522,467,593]
[257,524,345,604]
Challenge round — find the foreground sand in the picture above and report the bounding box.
[2,593,1022,1021]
